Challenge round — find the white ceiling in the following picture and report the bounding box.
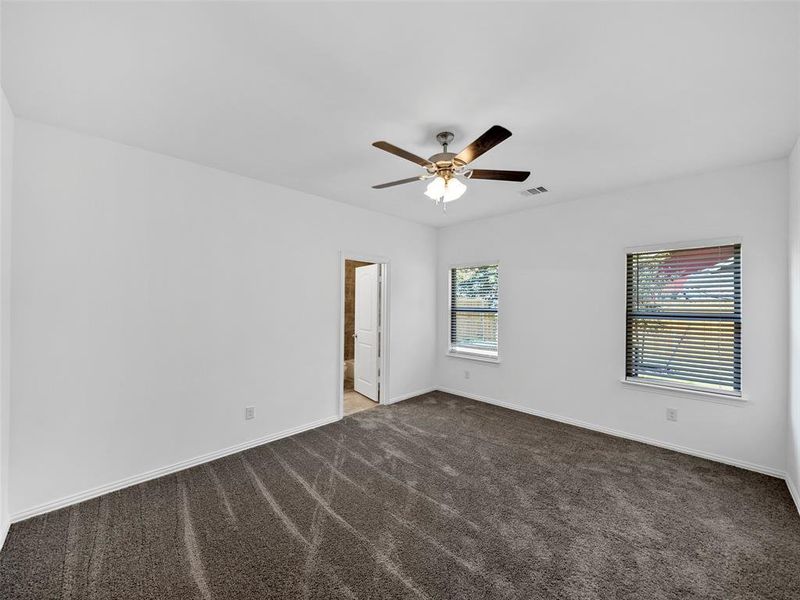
[3,1,799,227]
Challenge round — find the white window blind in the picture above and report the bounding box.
[626,244,741,396]
[450,264,498,357]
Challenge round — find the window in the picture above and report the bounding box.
[449,264,499,359]
[625,243,741,396]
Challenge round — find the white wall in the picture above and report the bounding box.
[438,160,789,475]
[0,91,13,545]
[5,118,796,520]
[789,139,800,506]
[9,119,437,517]
[784,2,800,513]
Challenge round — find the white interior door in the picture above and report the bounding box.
[354,263,380,401]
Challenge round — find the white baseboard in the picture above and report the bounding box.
[787,475,800,516]
[387,386,437,405]
[10,414,341,524]
[437,387,786,479]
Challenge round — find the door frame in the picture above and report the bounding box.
[338,252,390,418]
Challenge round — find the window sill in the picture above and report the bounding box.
[619,379,747,405]
[447,350,501,364]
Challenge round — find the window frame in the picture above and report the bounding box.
[622,238,743,400]
[447,261,501,362]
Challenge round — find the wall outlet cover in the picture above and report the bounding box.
[245,406,256,420]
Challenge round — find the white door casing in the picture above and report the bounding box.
[354,263,380,401]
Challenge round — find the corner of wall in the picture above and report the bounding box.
[0,87,15,549]
[788,135,800,515]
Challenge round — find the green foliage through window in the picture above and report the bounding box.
[450,265,499,355]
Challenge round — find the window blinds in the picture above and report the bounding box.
[450,265,498,355]
[626,244,741,395]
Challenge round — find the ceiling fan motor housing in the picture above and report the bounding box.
[428,152,458,169]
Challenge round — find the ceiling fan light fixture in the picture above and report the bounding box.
[424,175,467,203]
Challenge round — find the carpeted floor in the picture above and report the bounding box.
[1,391,799,599]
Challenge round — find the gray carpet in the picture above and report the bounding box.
[1,391,799,599]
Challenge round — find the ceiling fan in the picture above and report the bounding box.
[371,125,530,209]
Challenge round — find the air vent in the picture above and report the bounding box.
[522,186,548,196]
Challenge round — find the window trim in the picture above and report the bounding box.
[622,238,744,400]
[448,261,500,361]
[619,378,748,405]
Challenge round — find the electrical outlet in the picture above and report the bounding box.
[666,408,678,422]
[464,370,471,380]
[245,406,255,420]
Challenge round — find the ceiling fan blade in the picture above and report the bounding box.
[454,125,512,165]
[372,141,434,168]
[468,169,531,182]
[372,176,423,189]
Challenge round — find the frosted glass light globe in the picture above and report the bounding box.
[442,177,466,202]
[424,175,466,202]
[424,176,446,201]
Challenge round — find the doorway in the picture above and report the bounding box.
[341,257,387,416]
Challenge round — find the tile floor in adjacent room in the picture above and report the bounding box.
[343,390,378,416]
